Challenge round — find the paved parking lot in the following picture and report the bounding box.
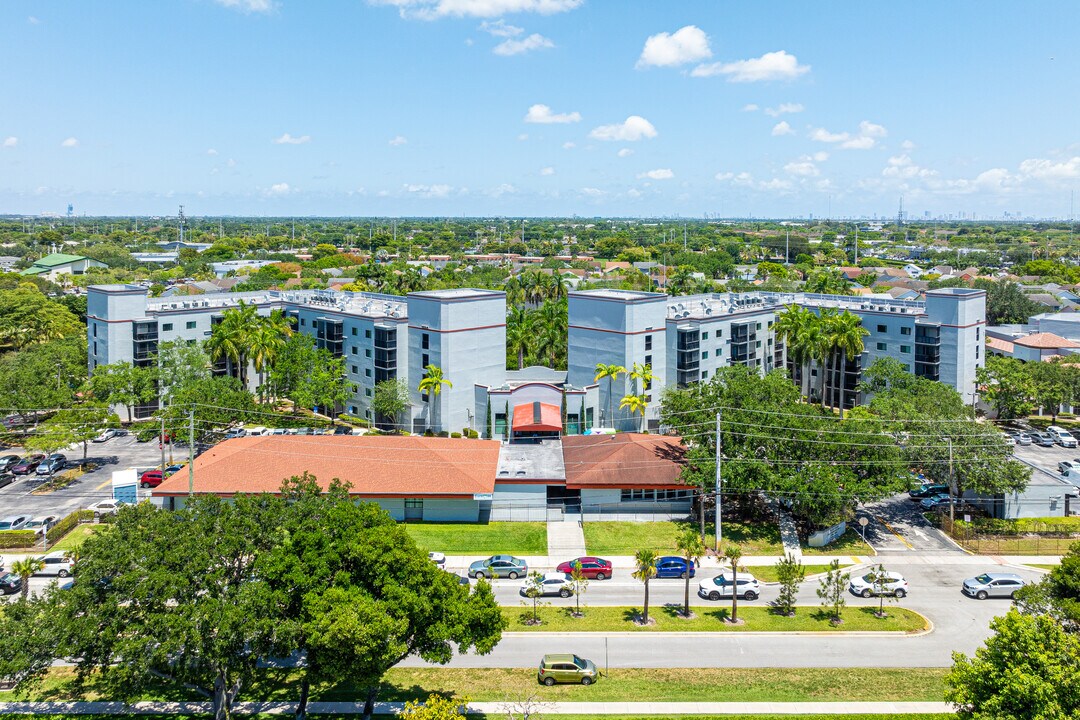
[1011,438,1080,480]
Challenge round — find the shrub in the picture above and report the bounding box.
[464,428,479,439]
[957,516,1080,537]
[450,432,462,439]
[437,431,449,438]
[46,509,94,544]
[0,531,37,549]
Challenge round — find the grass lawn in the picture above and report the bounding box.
[583,520,784,555]
[0,666,948,704]
[1024,563,1060,571]
[802,528,875,557]
[746,563,849,583]
[49,524,98,553]
[960,537,1077,555]
[502,604,927,633]
[402,522,547,555]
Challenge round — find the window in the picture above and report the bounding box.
[350,406,357,414]
[351,347,357,355]
[717,329,723,338]
[976,345,980,359]
[365,348,371,358]
[300,318,306,326]
[976,327,981,340]
[422,392,429,403]
[365,368,372,377]
[422,353,429,367]
[405,499,423,508]
[351,327,357,336]
[644,355,652,366]
[161,323,172,332]
[645,334,653,351]
[900,345,911,354]
[701,351,708,360]
[702,331,709,340]
[877,324,887,333]
[92,323,97,338]
[756,322,762,330]
[351,365,358,374]
[185,321,196,330]
[365,388,372,397]
[93,341,97,355]
[876,342,887,351]
[365,329,372,339]
[901,326,912,335]
[422,333,429,350]
[701,370,708,379]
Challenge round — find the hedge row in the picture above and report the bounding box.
[46,509,94,544]
[0,530,37,549]
[956,516,1080,537]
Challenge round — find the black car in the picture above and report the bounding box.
[333,426,352,435]
[0,455,20,472]
[909,484,949,499]
[0,573,22,595]
[0,473,15,490]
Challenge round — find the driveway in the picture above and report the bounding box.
[857,494,961,554]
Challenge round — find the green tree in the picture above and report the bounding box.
[774,553,805,617]
[399,694,469,720]
[506,305,533,370]
[1028,360,1072,423]
[0,336,87,414]
[10,557,43,600]
[773,304,819,398]
[976,356,1035,419]
[619,393,648,432]
[206,299,258,388]
[0,286,82,353]
[804,268,853,295]
[25,404,118,465]
[88,361,157,423]
[724,545,744,623]
[521,571,546,625]
[1014,540,1080,631]
[675,529,705,618]
[973,279,1044,325]
[247,309,293,397]
[632,548,658,625]
[418,364,452,432]
[569,560,589,617]
[155,340,212,403]
[821,309,868,411]
[594,363,626,428]
[945,611,1080,720]
[817,559,849,624]
[371,378,411,430]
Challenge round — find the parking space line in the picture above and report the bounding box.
[95,477,112,491]
[875,515,915,550]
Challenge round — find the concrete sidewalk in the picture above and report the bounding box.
[0,700,953,715]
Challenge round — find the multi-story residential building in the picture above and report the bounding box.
[88,283,984,432]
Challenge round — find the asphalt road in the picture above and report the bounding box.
[857,494,960,554]
[401,559,1044,669]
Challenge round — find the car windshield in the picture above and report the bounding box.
[24,520,41,527]
[974,574,993,584]
[0,523,9,530]
[573,655,586,668]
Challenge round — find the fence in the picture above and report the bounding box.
[939,513,1080,555]
[484,500,694,523]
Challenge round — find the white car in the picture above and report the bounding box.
[88,499,123,518]
[698,571,761,601]
[428,551,446,568]
[36,550,74,577]
[24,515,58,537]
[519,572,574,598]
[92,428,122,443]
[1013,431,1033,446]
[849,570,909,598]
[1047,426,1078,448]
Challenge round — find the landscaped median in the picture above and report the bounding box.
[502,605,929,633]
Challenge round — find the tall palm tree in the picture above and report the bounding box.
[504,276,524,307]
[206,299,258,387]
[418,364,452,432]
[506,306,533,370]
[548,273,570,301]
[823,311,869,411]
[594,363,626,428]
[724,544,744,623]
[675,529,706,618]
[773,304,816,398]
[620,394,648,432]
[629,362,654,396]
[534,300,568,368]
[11,557,43,600]
[811,308,836,405]
[632,548,659,624]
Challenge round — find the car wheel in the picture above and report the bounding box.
[680,571,688,579]
[895,589,906,599]
[581,677,592,686]
[474,572,486,580]
[595,572,606,581]
[861,589,872,599]
[140,482,150,488]
[58,570,69,578]
[1011,590,1018,599]
[977,590,988,600]
[508,572,519,580]
[543,677,556,687]
[744,591,758,601]
[709,591,720,601]
[560,589,571,598]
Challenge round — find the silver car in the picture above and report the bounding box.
[962,572,1025,600]
[468,554,528,580]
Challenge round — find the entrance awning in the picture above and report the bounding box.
[512,401,562,433]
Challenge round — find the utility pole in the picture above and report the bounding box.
[948,438,955,523]
[714,410,722,552]
[160,416,166,474]
[188,408,195,498]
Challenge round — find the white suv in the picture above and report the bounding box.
[1047,426,1078,448]
[36,550,74,577]
[698,571,761,601]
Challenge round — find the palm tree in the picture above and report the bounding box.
[632,548,659,624]
[811,308,836,405]
[594,363,626,429]
[774,304,816,398]
[206,299,259,387]
[822,310,868,411]
[11,557,43,600]
[504,276,524,307]
[548,273,570,301]
[506,306,533,369]
[418,364,452,432]
[724,544,744,623]
[620,394,648,432]
[534,300,568,368]
[629,362,653,396]
[675,529,706,618]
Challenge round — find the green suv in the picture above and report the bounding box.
[537,654,599,686]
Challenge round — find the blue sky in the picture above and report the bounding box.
[2,0,1079,218]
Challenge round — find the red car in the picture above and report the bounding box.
[139,469,164,488]
[556,556,613,580]
[10,454,45,475]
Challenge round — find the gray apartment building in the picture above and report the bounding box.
[88,283,984,434]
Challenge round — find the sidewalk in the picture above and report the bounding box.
[0,700,953,715]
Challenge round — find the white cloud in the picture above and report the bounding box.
[812,151,829,162]
[637,168,674,180]
[901,139,916,151]
[562,141,576,149]
[859,120,887,138]
[1017,157,1080,181]
[580,187,606,197]
[227,158,237,168]
[714,172,734,181]
[882,154,937,180]
[540,166,555,175]
[784,160,819,177]
[27,16,39,24]
[266,182,292,196]
[273,133,311,145]
[405,183,453,198]
[371,0,584,20]
[691,50,809,82]
[479,19,522,36]
[524,103,581,124]
[714,171,792,192]
[627,188,642,199]
[60,137,78,148]
[206,148,219,156]
[2,137,17,148]
[742,104,759,112]
[589,115,657,142]
[771,121,794,136]
[389,135,408,146]
[487,183,517,197]
[617,148,634,158]
[517,133,529,141]
[764,102,804,117]
[809,128,848,143]
[493,32,553,55]
[840,136,876,150]
[635,25,711,69]
[464,37,474,46]
[213,0,276,12]
[809,121,887,150]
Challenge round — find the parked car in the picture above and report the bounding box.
[555,556,613,580]
[36,455,67,476]
[1032,431,1058,447]
[36,550,74,577]
[1060,460,1080,475]
[468,554,528,579]
[139,469,165,488]
[224,427,247,439]
[24,515,58,537]
[0,515,29,530]
[428,551,446,568]
[0,455,21,472]
[962,572,1026,600]
[537,654,599,686]
[164,464,185,475]
[333,426,352,435]
[920,493,953,510]
[10,454,45,475]
[0,573,21,595]
[654,555,695,579]
[1001,433,1016,447]
[1013,431,1033,446]
[698,571,761,601]
[849,570,909,598]
[0,473,16,490]
[92,428,123,442]
[88,499,122,518]
[1048,426,1078,448]
[268,428,288,436]
[520,572,574,598]
[909,483,949,499]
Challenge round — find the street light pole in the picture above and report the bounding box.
[948,438,955,523]
[715,410,722,552]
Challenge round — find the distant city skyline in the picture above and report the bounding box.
[1,1,1079,218]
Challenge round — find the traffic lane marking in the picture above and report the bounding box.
[876,516,915,550]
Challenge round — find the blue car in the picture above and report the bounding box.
[654,555,695,579]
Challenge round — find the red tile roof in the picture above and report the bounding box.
[512,402,562,433]
[1014,332,1080,349]
[985,336,1015,354]
[151,436,500,498]
[561,433,687,489]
